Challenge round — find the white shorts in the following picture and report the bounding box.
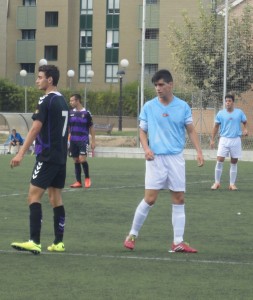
[217,136,242,158]
[145,153,185,192]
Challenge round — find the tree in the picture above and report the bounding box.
[168,4,253,108]
[0,79,23,112]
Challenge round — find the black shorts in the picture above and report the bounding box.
[12,140,23,146]
[69,141,89,158]
[30,161,66,190]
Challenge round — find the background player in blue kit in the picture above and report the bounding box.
[124,69,204,253]
[68,93,95,188]
[210,94,248,191]
[10,64,69,254]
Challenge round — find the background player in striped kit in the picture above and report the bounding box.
[69,93,95,188]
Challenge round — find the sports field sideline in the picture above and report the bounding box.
[0,155,253,299]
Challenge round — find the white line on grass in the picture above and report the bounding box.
[0,180,216,198]
[0,249,252,266]
[0,184,145,198]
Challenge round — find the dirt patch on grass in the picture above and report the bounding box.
[95,136,137,147]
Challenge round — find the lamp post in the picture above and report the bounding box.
[117,59,129,131]
[39,58,48,66]
[67,69,75,90]
[20,69,27,113]
[84,69,94,108]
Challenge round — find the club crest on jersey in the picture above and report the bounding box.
[162,113,169,117]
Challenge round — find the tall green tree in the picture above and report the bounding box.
[168,4,253,108]
[0,79,23,112]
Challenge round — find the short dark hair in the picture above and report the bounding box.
[71,94,82,102]
[38,64,60,86]
[151,69,173,84]
[225,94,235,102]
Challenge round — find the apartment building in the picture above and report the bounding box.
[1,0,213,91]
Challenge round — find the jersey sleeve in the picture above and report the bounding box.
[87,111,94,127]
[32,96,48,124]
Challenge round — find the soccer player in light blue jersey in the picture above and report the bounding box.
[124,69,204,253]
[210,94,248,191]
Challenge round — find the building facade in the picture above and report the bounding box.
[1,0,214,91]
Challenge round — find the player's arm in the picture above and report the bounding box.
[139,120,154,161]
[210,123,219,149]
[242,121,248,136]
[89,125,95,150]
[186,123,204,167]
[88,112,95,150]
[10,120,42,168]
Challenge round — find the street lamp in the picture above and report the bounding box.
[67,69,75,90]
[84,69,94,108]
[20,69,28,113]
[117,59,129,131]
[39,58,48,66]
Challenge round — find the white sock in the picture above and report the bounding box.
[129,199,152,237]
[215,161,223,183]
[172,204,185,245]
[230,163,237,185]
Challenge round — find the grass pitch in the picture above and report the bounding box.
[0,154,253,299]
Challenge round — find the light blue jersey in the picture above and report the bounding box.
[139,96,193,155]
[215,108,247,138]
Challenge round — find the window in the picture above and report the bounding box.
[79,64,93,82]
[80,15,93,30]
[23,0,36,6]
[106,15,119,29]
[45,12,58,27]
[81,0,93,15]
[80,49,92,63]
[107,0,120,14]
[20,63,35,73]
[22,30,36,40]
[105,49,118,63]
[106,30,119,48]
[144,64,158,75]
[44,46,58,61]
[106,64,118,83]
[146,0,159,4]
[80,31,92,48]
[145,29,159,39]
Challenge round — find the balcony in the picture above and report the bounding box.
[16,40,36,63]
[17,6,36,29]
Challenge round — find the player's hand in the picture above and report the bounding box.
[210,140,215,149]
[10,153,23,168]
[243,129,248,136]
[144,149,154,161]
[197,154,204,167]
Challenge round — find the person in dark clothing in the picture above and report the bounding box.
[10,64,69,254]
[68,93,95,189]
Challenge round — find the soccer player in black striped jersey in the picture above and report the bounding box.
[10,64,69,254]
[69,93,95,188]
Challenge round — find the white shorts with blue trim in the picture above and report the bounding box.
[217,136,242,158]
[145,153,185,192]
